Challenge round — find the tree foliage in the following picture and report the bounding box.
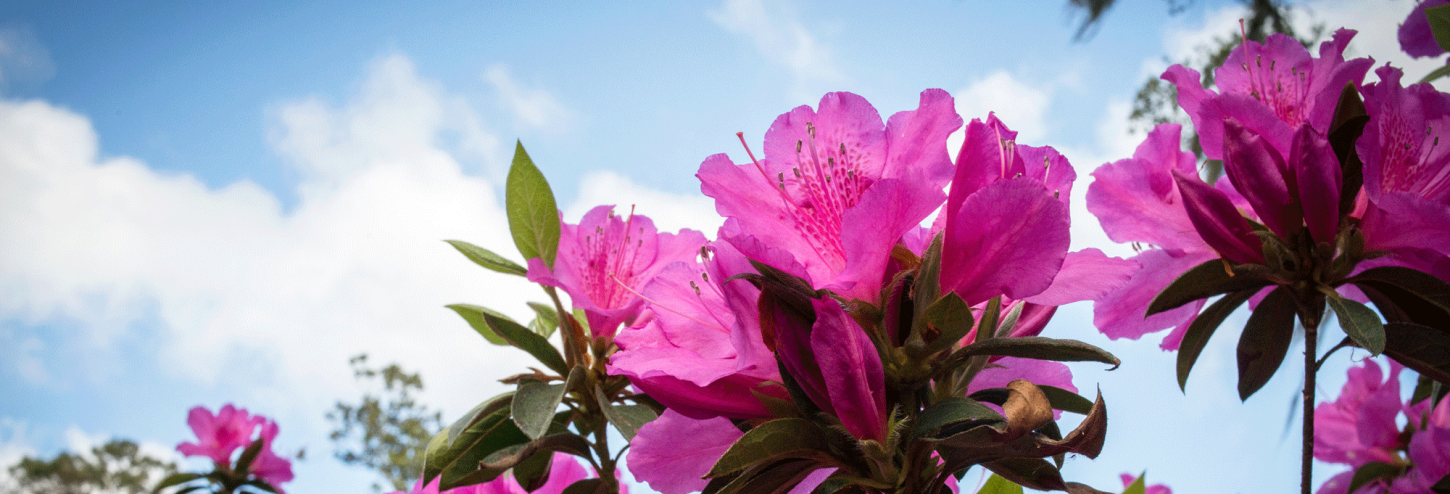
[5,438,178,494]
[328,354,442,492]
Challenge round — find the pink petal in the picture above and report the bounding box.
[811,299,887,441]
[1086,123,1205,250]
[1093,249,1218,344]
[1362,192,1450,258]
[836,178,946,301]
[1221,118,1301,237]
[1172,169,1264,264]
[1023,248,1138,306]
[626,410,744,494]
[1400,1,1450,58]
[883,88,962,185]
[1291,125,1342,243]
[786,468,839,494]
[942,177,1071,305]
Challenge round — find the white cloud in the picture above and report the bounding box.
[0,418,35,488]
[0,26,54,90]
[708,0,844,101]
[564,170,723,236]
[951,70,1053,147]
[484,64,575,133]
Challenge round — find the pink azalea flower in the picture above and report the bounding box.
[176,404,261,465]
[1400,0,1450,59]
[527,205,707,338]
[1119,473,1173,494]
[1392,395,1450,493]
[608,241,788,420]
[943,114,1135,308]
[1163,29,1372,161]
[626,409,744,494]
[698,89,961,303]
[251,419,294,493]
[1314,360,1405,467]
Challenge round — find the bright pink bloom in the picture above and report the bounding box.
[1400,0,1450,59]
[944,114,1134,307]
[251,420,294,493]
[1315,360,1405,467]
[626,409,744,494]
[176,404,261,465]
[527,205,707,338]
[1119,473,1173,494]
[609,241,787,420]
[698,89,961,302]
[1392,395,1450,493]
[390,453,617,494]
[1163,29,1372,161]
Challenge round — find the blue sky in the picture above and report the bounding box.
[0,1,1441,493]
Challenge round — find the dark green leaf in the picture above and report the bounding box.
[1328,294,1385,356]
[977,473,1025,494]
[1428,5,1450,52]
[484,312,569,375]
[513,380,568,439]
[505,141,561,269]
[1147,259,1273,316]
[1383,323,1450,386]
[446,303,511,346]
[1177,289,1257,391]
[912,232,945,316]
[710,458,824,494]
[152,473,203,493]
[1237,286,1297,400]
[234,437,264,475]
[595,384,657,441]
[445,239,528,276]
[946,337,1120,372]
[919,292,974,354]
[1347,462,1399,493]
[984,458,1066,491]
[528,302,560,338]
[560,478,605,494]
[1433,472,1450,493]
[243,479,280,493]
[1348,266,1450,314]
[1326,82,1368,217]
[913,397,1004,438]
[706,419,837,478]
[422,399,530,488]
[1039,385,1095,415]
[511,450,554,491]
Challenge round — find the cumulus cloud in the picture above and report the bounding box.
[952,70,1053,145]
[708,0,844,101]
[0,418,35,484]
[0,51,579,438]
[484,64,575,133]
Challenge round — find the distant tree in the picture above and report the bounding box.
[5,438,178,494]
[327,354,441,492]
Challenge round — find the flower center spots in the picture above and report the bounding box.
[578,207,645,309]
[1240,22,1310,128]
[1381,113,1450,198]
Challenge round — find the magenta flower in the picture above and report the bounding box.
[1163,29,1372,160]
[1400,0,1450,59]
[526,205,707,338]
[698,89,961,302]
[1392,395,1450,493]
[1119,473,1173,494]
[609,240,787,419]
[250,420,294,493]
[943,114,1135,307]
[176,404,261,465]
[1314,360,1405,467]
[626,410,744,494]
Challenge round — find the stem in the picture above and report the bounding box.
[1302,321,1317,494]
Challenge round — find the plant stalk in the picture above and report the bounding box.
[1302,321,1317,494]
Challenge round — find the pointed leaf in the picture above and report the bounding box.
[152,473,204,493]
[1178,289,1257,391]
[913,232,946,315]
[484,311,569,375]
[1383,323,1450,385]
[560,478,605,494]
[446,303,510,345]
[594,384,657,441]
[234,437,264,474]
[1328,294,1386,356]
[1122,473,1148,494]
[1348,462,1401,493]
[1146,259,1273,316]
[1428,4,1450,52]
[511,449,555,492]
[513,380,568,439]
[445,239,528,276]
[945,336,1120,372]
[528,302,560,338]
[422,397,530,488]
[914,397,1005,438]
[1237,286,1297,400]
[1326,83,1368,217]
[505,141,561,269]
[984,458,1066,491]
[919,292,975,354]
[705,418,837,478]
[977,473,1026,494]
[1347,266,1450,313]
[1039,385,1095,415]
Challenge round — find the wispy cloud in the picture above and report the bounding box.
[484,64,575,133]
[708,0,844,101]
[0,25,54,90]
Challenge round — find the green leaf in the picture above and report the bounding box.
[977,474,1024,494]
[994,301,1026,338]
[447,303,511,345]
[705,418,836,478]
[1177,289,1257,391]
[243,479,280,493]
[1121,472,1147,494]
[1424,63,1450,84]
[445,239,528,276]
[919,292,974,354]
[984,458,1066,492]
[1347,462,1400,493]
[422,393,525,487]
[234,437,264,475]
[1428,5,1450,52]
[513,380,568,439]
[946,337,1120,371]
[1328,294,1386,356]
[1236,286,1297,400]
[1146,260,1273,316]
[510,450,555,491]
[505,141,561,269]
[152,473,204,493]
[913,397,1004,438]
[913,232,945,316]
[594,386,657,441]
[484,311,569,375]
[559,478,605,494]
[528,302,560,338]
[1348,266,1450,314]
[1383,323,1450,386]
[1039,385,1095,415]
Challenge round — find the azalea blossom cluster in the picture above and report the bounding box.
[1314,360,1450,494]
[390,452,625,494]
[158,404,294,494]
